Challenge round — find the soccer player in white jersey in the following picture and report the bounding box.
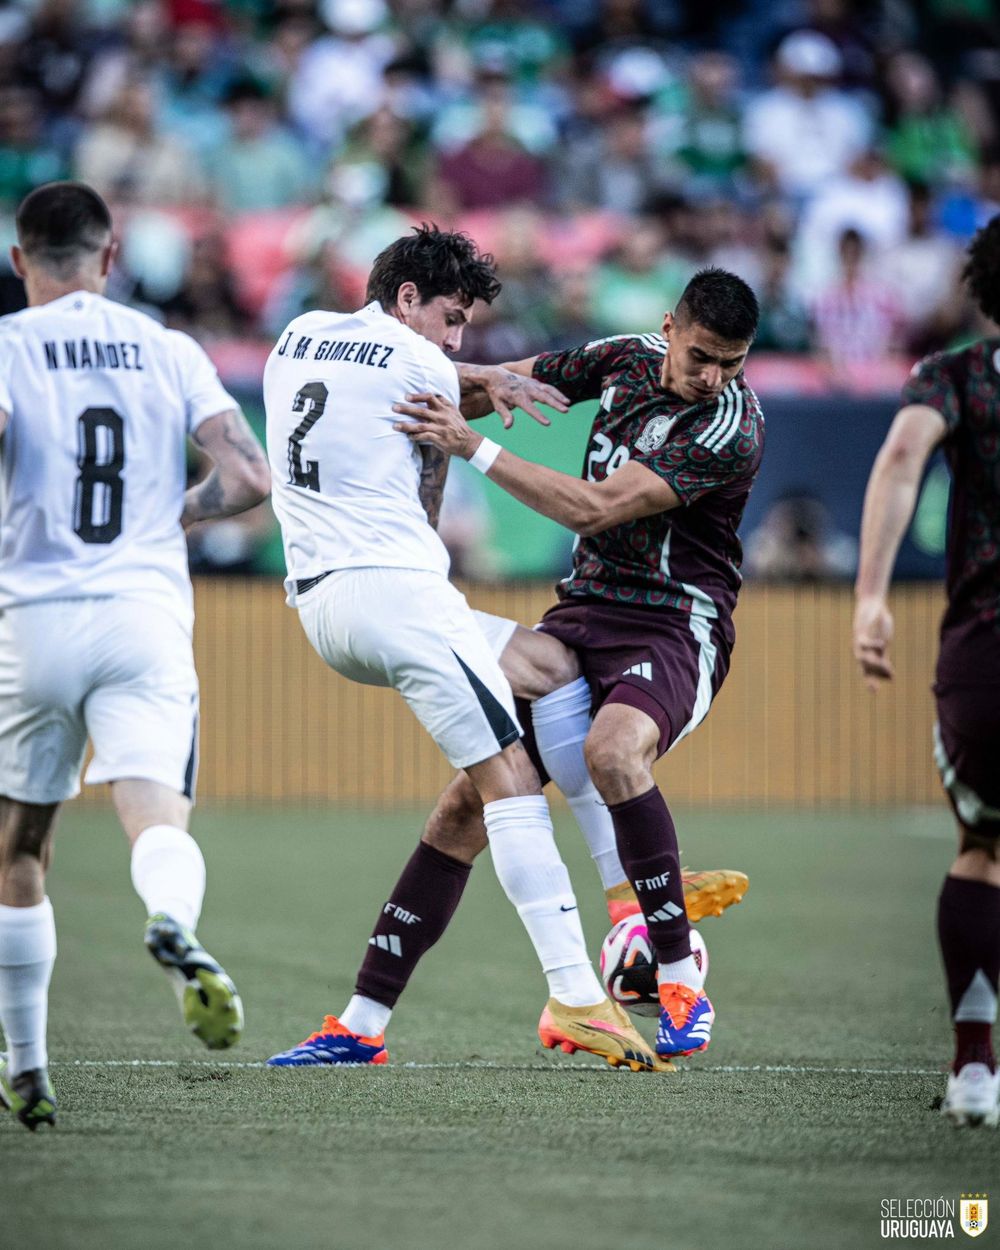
[0,183,271,1130]
[264,226,666,1072]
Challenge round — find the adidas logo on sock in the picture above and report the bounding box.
[369,934,402,956]
[649,902,684,922]
[622,661,653,681]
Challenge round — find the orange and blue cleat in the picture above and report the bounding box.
[266,1015,388,1067]
[655,982,714,1057]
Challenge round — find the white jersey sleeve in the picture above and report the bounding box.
[165,330,237,435]
[412,334,462,409]
[264,302,459,602]
[0,291,238,631]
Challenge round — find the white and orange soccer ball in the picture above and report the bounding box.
[599,916,708,1017]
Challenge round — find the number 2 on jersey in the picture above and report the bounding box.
[74,406,125,544]
[287,382,328,492]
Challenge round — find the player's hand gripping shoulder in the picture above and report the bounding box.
[394,392,479,458]
[852,597,895,691]
[182,408,271,528]
[454,360,568,428]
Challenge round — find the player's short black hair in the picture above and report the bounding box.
[675,267,759,344]
[365,224,502,310]
[16,181,113,278]
[964,213,1000,327]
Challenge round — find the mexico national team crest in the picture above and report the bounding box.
[635,415,675,454]
[961,1195,988,1238]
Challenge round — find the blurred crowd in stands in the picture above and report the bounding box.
[0,0,996,578]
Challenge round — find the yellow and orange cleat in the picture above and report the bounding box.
[605,869,749,926]
[538,996,675,1073]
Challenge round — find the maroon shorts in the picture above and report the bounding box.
[537,598,733,758]
[934,681,1000,835]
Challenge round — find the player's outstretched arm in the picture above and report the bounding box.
[455,359,568,427]
[393,392,679,534]
[853,403,947,691]
[182,408,271,528]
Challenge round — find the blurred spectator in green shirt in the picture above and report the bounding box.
[589,219,690,336]
[881,51,977,186]
[0,86,67,209]
[209,76,316,213]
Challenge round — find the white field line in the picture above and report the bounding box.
[52,1059,943,1077]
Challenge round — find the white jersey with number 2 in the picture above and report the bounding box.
[0,289,235,632]
[264,301,461,603]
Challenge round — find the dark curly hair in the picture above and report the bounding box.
[964,213,1000,327]
[16,181,112,278]
[366,224,501,310]
[675,266,759,344]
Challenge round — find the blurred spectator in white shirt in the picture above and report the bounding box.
[75,76,207,205]
[877,180,965,352]
[792,147,910,293]
[287,0,397,151]
[742,30,873,201]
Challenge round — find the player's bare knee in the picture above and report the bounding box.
[500,628,580,701]
[112,779,191,844]
[465,740,543,804]
[584,733,651,805]
[0,800,58,872]
[423,775,487,862]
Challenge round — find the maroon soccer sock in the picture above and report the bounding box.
[355,841,472,1008]
[608,785,690,963]
[937,875,1000,1073]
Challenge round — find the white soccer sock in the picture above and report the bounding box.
[340,995,392,1038]
[483,795,605,1007]
[0,898,57,1077]
[658,954,703,992]
[532,678,627,889]
[130,825,206,932]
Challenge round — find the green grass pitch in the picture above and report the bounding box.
[1,802,993,1250]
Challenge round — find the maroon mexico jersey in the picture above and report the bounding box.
[532,334,765,630]
[901,338,1000,682]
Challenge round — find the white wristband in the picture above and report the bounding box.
[469,437,502,474]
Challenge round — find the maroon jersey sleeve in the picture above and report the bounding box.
[901,352,961,432]
[532,335,639,403]
[647,390,762,505]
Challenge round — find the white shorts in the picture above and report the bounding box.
[298,568,521,769]
[0,598,200,805]
[472,610,518,659]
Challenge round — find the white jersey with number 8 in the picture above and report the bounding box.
[0,290,235,632]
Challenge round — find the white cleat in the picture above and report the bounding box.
[941,1063,1000,1128]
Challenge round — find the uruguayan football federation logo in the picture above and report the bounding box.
[635,415,675,454]
[960,1195,988,1238]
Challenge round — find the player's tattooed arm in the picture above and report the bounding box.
[418,443,449,530]
[182,408,271,527]
[454,361,568,428]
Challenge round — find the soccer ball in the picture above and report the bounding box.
[599,916,708,1017]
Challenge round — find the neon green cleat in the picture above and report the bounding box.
[144,914,244,1051]
[0,1056,57,1131]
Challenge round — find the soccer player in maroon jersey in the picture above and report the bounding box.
[392,268,764,1058]
[854,213,1000,1127]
